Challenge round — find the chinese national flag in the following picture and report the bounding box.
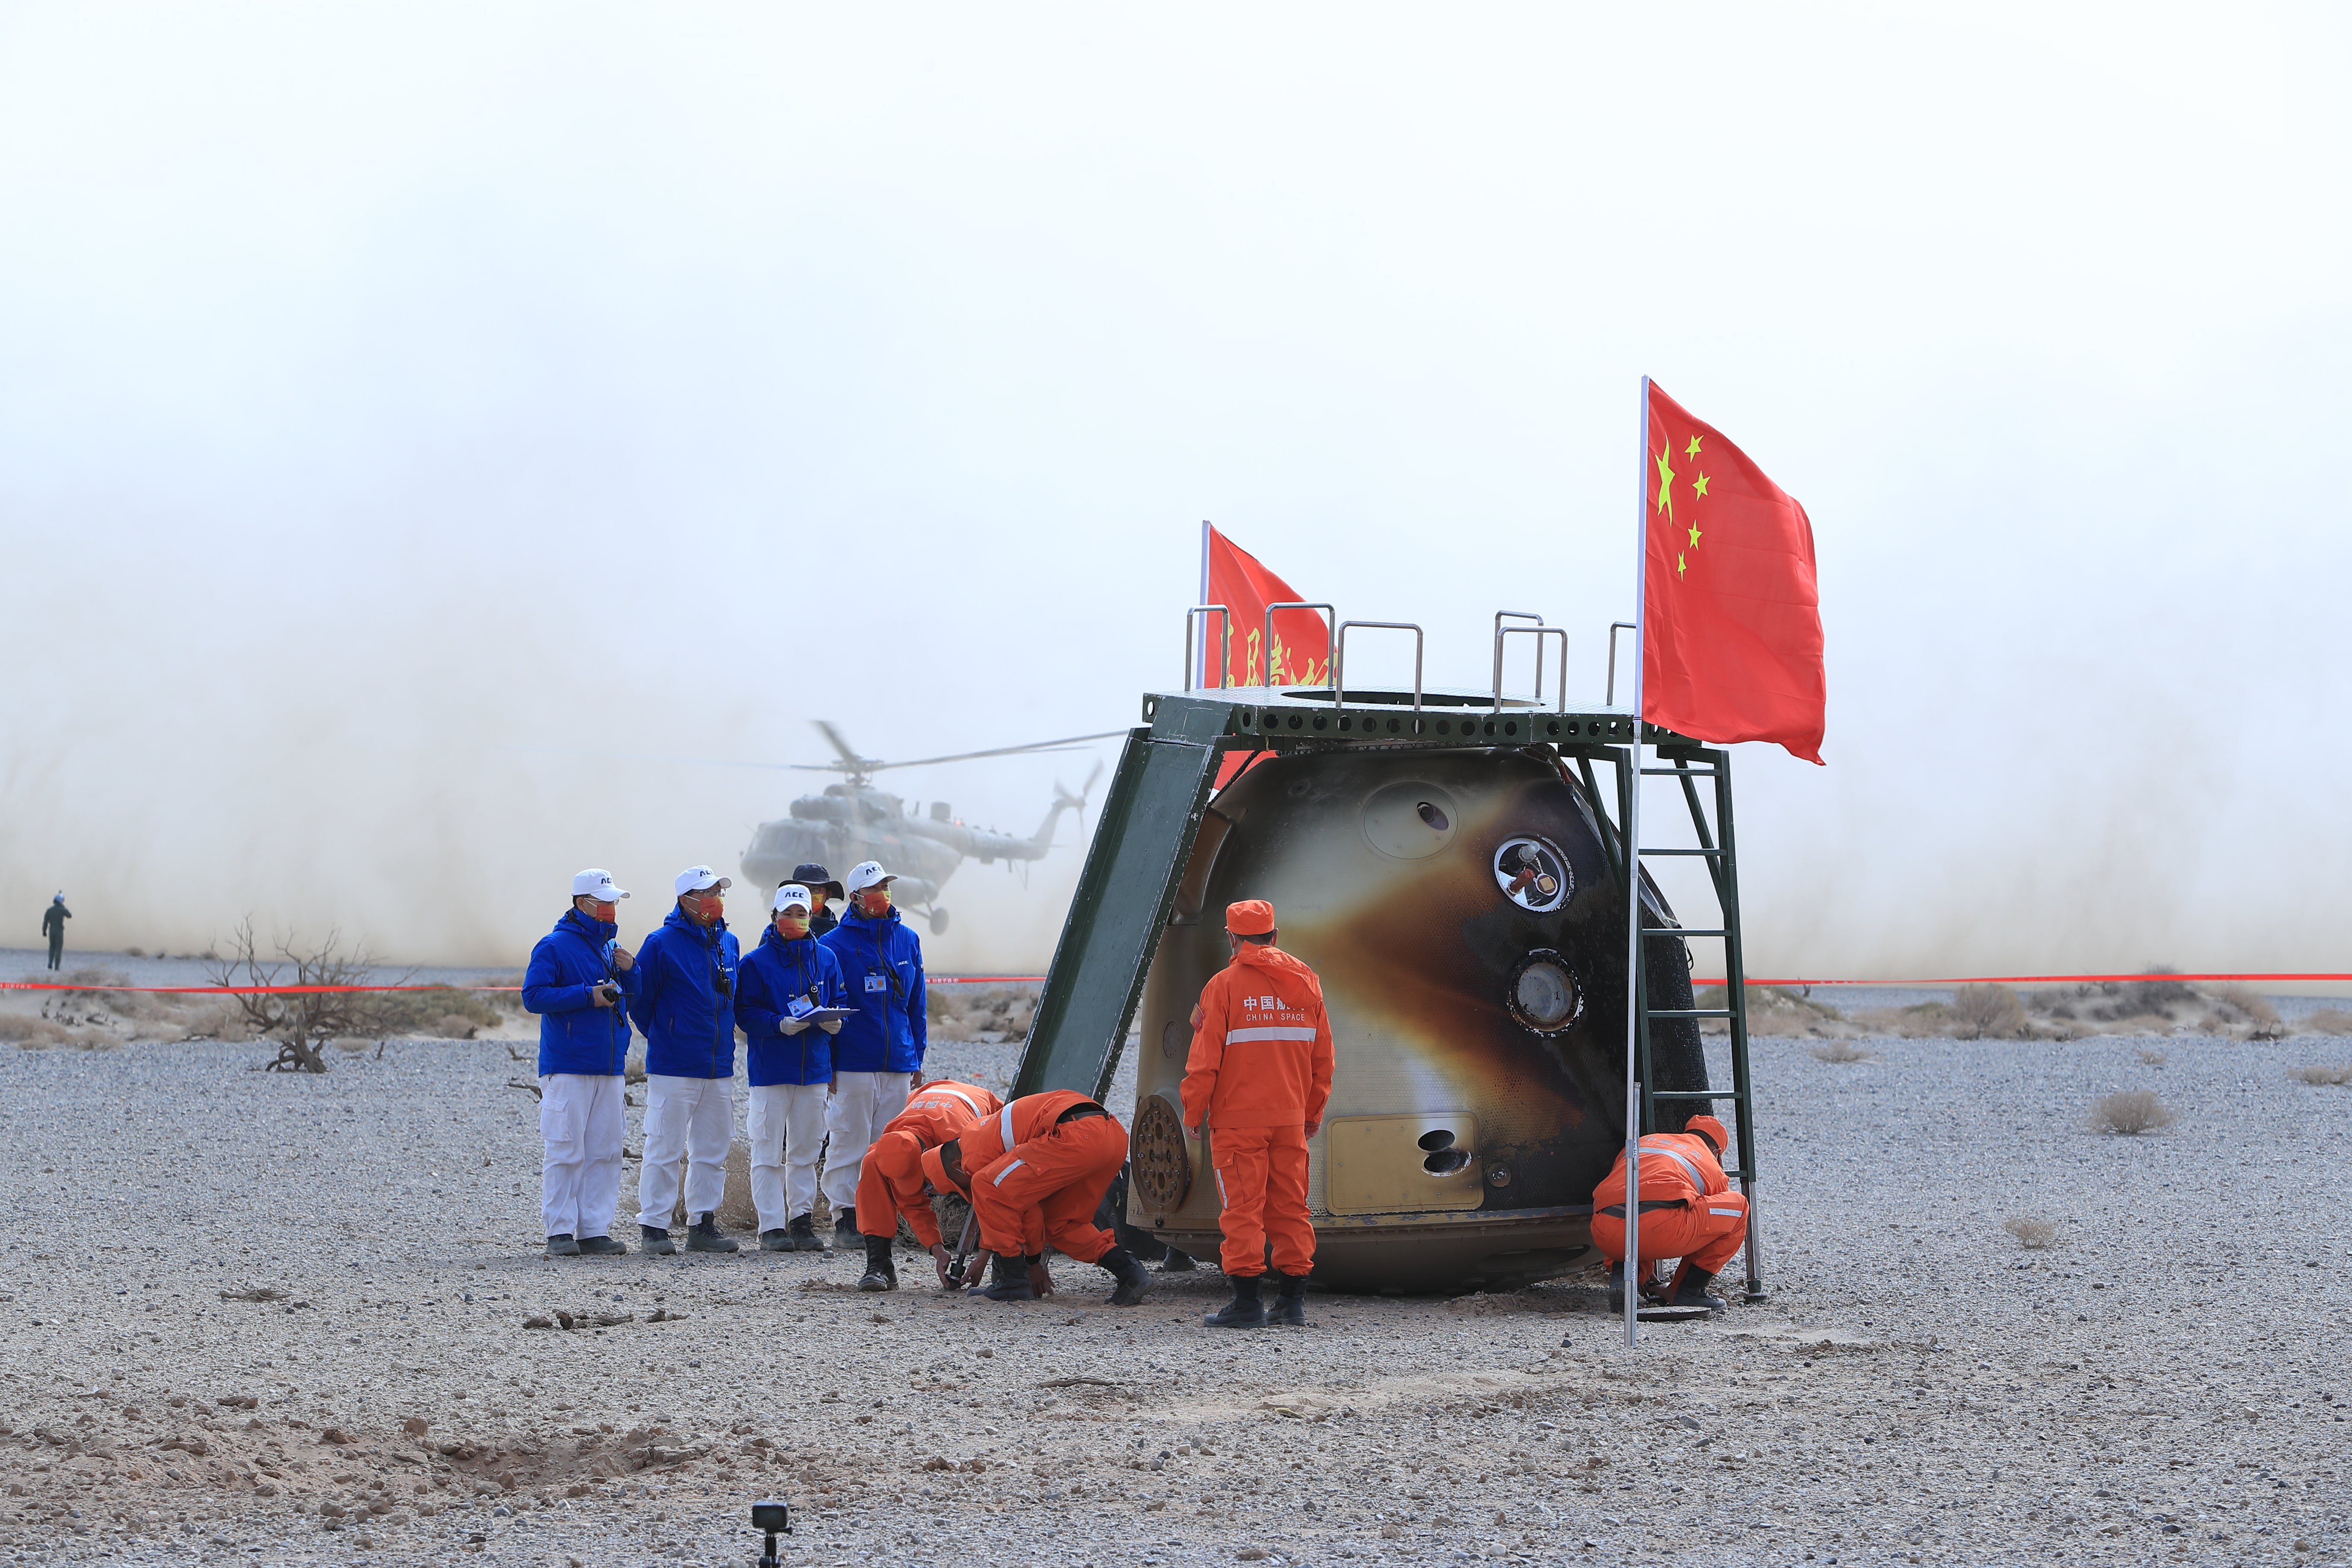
[1200,524,1330,689]
[1640,381,1826,764]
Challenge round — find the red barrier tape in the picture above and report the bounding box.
[1,975,1048,995]
[1692,973,2352,988]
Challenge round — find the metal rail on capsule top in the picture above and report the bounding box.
[1492,616,1569,715]
[1261,601,1336,688]
[1330,620,1424,712]
[1184,604,1232,691]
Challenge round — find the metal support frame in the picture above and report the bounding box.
[1331,620,1424,711]
[1613,743,1766,1304]
[1261,601,1336,689]
[1184,605,1231,691]
[1606,620,1638,708]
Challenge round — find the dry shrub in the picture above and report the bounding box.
[2137,1049,2167,1065]
[204,920,413,1073]
[1951,983,2028,1039]
[433,1012,481,1040]
[372,984,502,1036]
[2002,1215,2058,1249]
[1810,1040,1870,1063]
[2092,1089,2176,1135]
[2304,1008,2352,1036]
[926,984,1040,1043]
[179,1000,257,1041]
[1701,984,1843,1037]
[2122,965,2196,1015]
[2207,983,2281,1028]
[0,1016,71,1045]
[2289,1064,2352,1088]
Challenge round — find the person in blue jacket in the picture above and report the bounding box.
[522,869,640,1258]
[628,865,743,1256]
[734,883,849,1251]
[816,859,928,1247]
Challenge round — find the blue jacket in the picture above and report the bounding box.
[523,909,639,1076]
[735,927,850,1087]
[819,906,927,1074]
[628,906,742,1080]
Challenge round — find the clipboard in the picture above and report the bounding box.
[789,1007,856,1024]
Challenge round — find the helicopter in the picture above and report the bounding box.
[738,722,1118,934]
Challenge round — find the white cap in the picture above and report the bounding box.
[572,868,629,902]
[674,865,732,897]
[845,859,896,895]
[773,883,813,914]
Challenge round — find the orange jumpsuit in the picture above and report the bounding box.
[853,1079,1001,1246]
[1588,1130,1748,1282]
[957,1091,1128,1265]
[1181,943,1335,1277]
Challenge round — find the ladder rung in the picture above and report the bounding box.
[1636,846,1723,858]
[1647,1008,1733,1019]
[1645,927,1728,938]
[1650,1089,1738,1100]
[1640,767,1721,777]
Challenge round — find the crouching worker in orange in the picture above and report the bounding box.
[1589,1114,1747,1315]
[1182,899,1334,1329]
[918,1090,1151,1307]
[852,1078,1002,1292]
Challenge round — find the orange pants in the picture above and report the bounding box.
[1589,1190,1747,1276]
[971,1112,1126,1264]
[1210,1124,1313,1277]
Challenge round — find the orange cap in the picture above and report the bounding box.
[1683,1114,1729,1154]
[869,1130,921,1184]
[920,1144,956,1193]
[1225,899,1276,936]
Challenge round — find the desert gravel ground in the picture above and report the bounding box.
[3,961,2350,1568]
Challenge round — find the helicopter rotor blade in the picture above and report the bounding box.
[860,731,1128,773]
[812,721,871,770]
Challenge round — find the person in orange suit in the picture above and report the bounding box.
[1181,899,1335,1329]
[1588,1113,1747,1315]
[920,1090,1150,1306]
[851,1078,1001,1293]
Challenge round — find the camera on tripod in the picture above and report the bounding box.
[751,1500,791,1568]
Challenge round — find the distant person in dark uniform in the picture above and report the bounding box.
[793,863,845,939]
[41,894,70,971]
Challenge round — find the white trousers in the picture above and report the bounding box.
[635,1074,735,1230]
[819,1071,913,1211]
[745,1082,830,1232]
[540,1073,626,1240]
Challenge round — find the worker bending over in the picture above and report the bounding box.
[1590,1113,1746,1315]
[851,1077,1002,1291]
[922,1090,1150,1306]
[1182,899,1334,1329]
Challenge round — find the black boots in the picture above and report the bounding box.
[789,1213,823,1252]
[1161,1248,1197,1273]
[1668,1265,1727,1314]
[640,1224,677,1257]
[544,1234,580,1258]
[856,1235,898,1292]
[1266,1271,1308,1326]
[759,1228,794,1252]
[976,1253,1037,1301]
[833,1212,860,1250]
[1101,1247,1151,1307]
[1605,1261,1625,1314]
[1203,1272,1267,1329]
[685,1215,739,1253]
[577,1234,627,1256]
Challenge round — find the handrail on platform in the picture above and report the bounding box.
[1184,605,1231,691]
[1331,620,1424,712]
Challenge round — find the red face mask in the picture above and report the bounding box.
[773,913,809,939]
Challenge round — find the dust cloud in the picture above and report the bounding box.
[4,11,2349,980]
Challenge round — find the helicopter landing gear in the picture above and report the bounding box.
[926,907,950,936]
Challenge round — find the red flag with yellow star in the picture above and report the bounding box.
[1639,380,1825,763]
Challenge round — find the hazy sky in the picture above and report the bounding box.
[5,5,2347,975]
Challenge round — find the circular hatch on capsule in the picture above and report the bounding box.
[1361,781,1460,861]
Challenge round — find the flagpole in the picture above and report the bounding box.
[1199,520,1213,687]
[1622,377,1653,1350]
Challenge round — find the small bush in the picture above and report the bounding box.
[2304,1008,2352,1036]
[2137,1049,2167,1065]
[1809,1040,1869,1063]
[1951,983,2028,1039]
[2092,1089,2176,1135]
[2289,1064,2352,1087]
[2002,1215,2058,1249]
[2207,983,2281,1028]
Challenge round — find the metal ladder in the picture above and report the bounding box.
[1619,739,1768,1302]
